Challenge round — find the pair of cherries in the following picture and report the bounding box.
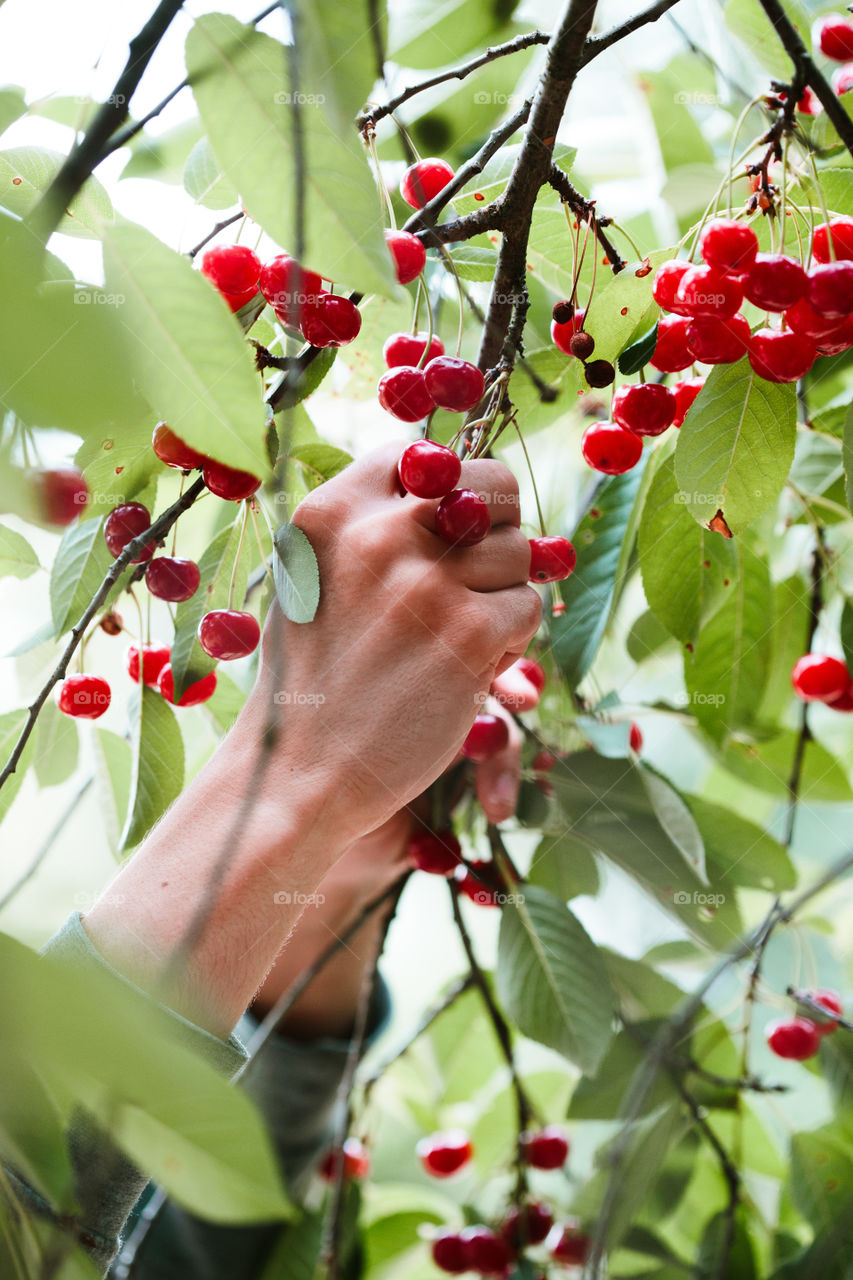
[397,440,576,583]
[766,989,844,1060]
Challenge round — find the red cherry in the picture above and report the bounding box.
[260,255,323,328]
[300,293,361,348]
[649,314,693,373]
[501,1202,554,1248]
[672,377,705,427]
[765,1017,821,1060]
[382,331,445,368]
[806,261,853,319]
[385,229,426,285]
[815,14,853,60]
[407,829,463,877]
[581,421,643,474]
[400,158,455,210]
[432,1231,469,1274]
[550,1224,590,1266]
[529,535,576,583]
[516,657,545,694]
[522,1126,569,1170]
[144,556,201,603]
[550,308,586,354]
[686,313,751,364]
[221,285,258,313]
[532,749,557,773]
[742,254,807,311]
[812,217,853,263]
[203,459,261,501]
[652,259,691,313]
[796,86,822,115]
[423,356,485,412]
[674,265,743,319]
[377,367,436,422]
[834,62,853,95]
[629,722,643,753]
[809,988,844,1034]
[198,609,260,660]
[791,653,852,703]
[748,329,816,383]
[57,674,111,719]
[318,1137,370,1182]
[200,244,260,296]
[157,663,217,707]
[612,383,676,437]
[455,860,504,907]
[460,1226,512,1276]
[35,468,89,525]
[416,1130,473,1178]
[435,488,490,547]
[104,502,156,563]
[815,315,853,356]
[462,713,509,762]
[152,423,205,471]
[398,440,461,499]
[784,297,848,341]
[126,643,170,687]
[830,684,853,711]
[699,218,759,274]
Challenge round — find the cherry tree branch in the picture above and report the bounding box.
[547,164,626,273]
[757,0,853,159]
[361,974,475,1098]
[358,31,550,130]
[28,0,186,240]
[582,0,683,59]
[0,477,206,796]
[783,525,825,846]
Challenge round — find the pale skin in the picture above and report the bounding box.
[84,443,540,1038]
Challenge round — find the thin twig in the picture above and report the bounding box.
[547,165,626,274]
[783,526,825,847]
[362,973,475,1098]
[0,477,206,795]
[0,777,93,913]
[187,212,244,260]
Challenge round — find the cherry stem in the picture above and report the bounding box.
[366,127,395,230]
[248,501,276,591]
[228,502,250,611]
[512,418,547,537]
[436,243,466,358]
[605,219,643,261]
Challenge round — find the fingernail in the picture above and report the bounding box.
[489,770,518,811]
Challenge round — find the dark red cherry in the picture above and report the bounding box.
[652,259,691,313]
[806,260,853,319]
[104,502,156,562]
[748,328,816,382]
[765,1017,820,1060]
[742,254,807,311]
[198,609,260,660]
[460,1226,512,1275]
[650,314,693,373]
[144,556,201,603]
[528,536,576,583]
[203,459,261,501]
[672,378,705,427]
[812,217,853,263]
[521,1126,569,1169]
[423,356,485,412]
[416,1130,473,1177]
[398,440,461,499]
[383,331,445,368]
[200,244,260,296]
[435,488,490,546]
[686,313,751,364]
[260,255,323,328]
[461,713,509,762]
[152,423,205,471]
[551,308,586,354]
[407,829,463,877]
[581,421,643,474]
[612,383,676,437]
[300,293,362,348]
[126,643,171,687]
[699,218,759,274]
[791,653,852,703]
[318,1137,370,1181]
[57,674,111,719]
[400,158,455,210]
[35,467,89,525]
[157,663,217,707]
[674,265,743,319]
[377,367,436,422]
[501,1202,554,1248]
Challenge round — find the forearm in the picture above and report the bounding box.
[83,691,349,1039]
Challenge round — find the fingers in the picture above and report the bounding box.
[451,524,531,592]
[479,585,543,663]
[491,659,542,712]
[406,458,521,532]
[475,701,522,824]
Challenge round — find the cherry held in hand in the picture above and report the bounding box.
[529,536,576,583]
[423,356,485,412]
[398,441,461,499]
[435,488,490,546]
[461,713,509,761]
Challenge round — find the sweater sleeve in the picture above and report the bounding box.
[111,982,391,1280]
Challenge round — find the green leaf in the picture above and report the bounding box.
[75,414,161,508]
[93,728,133,853]
[33,699,78,788]
[272,522,320,623]
[170,519,249,701]
[119,686,185,850]
[674,358,797,535]
[290,0,385,124]
[720,732,853,802]
[638,450,736,644]
[257,1211,324,1280]
[790,1128,853,1233]
[0,710,35,827]
[618,322,658,375]
[843,396,853,511]
[550,458,648,686]
[758,575,812,725]
[637,63,714,172]
[183,136,239,210]
[687,797,796,892]
[122,119,203,184]
[102,220,268,477]
[583,253,670,364]
[269,346,338,412]
[0,931,293,1224]
[0,86,26,137]
[684,541,773,742]
[507,345,584,435]
[527,831,600,900]
[496,885,615,1074]
[287,442,352,491]
[186,15,396,297]
[725,0,810,78]
[568,1025,679,1120]
[0,523,39,578]
[626,607,676,663]
[695,1206,758,1279]
[447,243,499,282]
[49,516,111,636]
[0,1045,75,1209]
[0,145,113,236]
[388,0,522,70]
[842,598,853,673]
[551,752,744,944]
[638,764,706,883]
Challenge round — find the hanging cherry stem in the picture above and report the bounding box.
[512,417,547,538]
[227,501,250,611]
[249,500,276,591]
[366,126,396,230]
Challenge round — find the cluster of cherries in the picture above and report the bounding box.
[320,1126,586,1275]
[566,214,853,477]
[791,652,853,713]
[56,422,266,720]
[765,987,845,1061]
[815,12,853,97]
